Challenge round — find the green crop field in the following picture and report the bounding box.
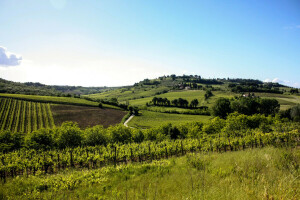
[0,98,55,133]
[128,110,211,128]
[0,93,120,109]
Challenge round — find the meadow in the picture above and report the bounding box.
[128,110,211,128]
[87,85,171,102]
[255,92,300,110]
[0,147,298,200]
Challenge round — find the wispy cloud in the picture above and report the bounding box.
[0,46,22,67]
[283,25,300,30]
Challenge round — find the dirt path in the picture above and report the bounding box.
[124,115,134,127]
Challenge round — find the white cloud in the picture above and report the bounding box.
[0,56,171,87]
[264,78,300,88]
[0,46,22,67]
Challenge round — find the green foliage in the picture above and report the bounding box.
[25,129,54,150]
[212,97,280,118]
[55,122,83,149]
[290,104,300,122]
[83,125,108,146]
[259,98,280,115]
[0,130,23,152]
[204,90,213,100]
[0,148,299,199]
[212,97,231,118]
[107,124,133,144]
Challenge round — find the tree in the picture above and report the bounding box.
[172,99,178,107]
[83,125,108,146]
[290,104,300,122]
[25,129,54,150]
[204,90,213,100]
[212,97,232,118]
[55,122,83,149]
[190,99,199,108]
[152,97,158,105]
[259,99,280,115]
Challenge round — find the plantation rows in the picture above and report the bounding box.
[0,129,299,181]
[0,98,55,133]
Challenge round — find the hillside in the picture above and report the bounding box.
[0,78,115,96]
[84,75,300,128]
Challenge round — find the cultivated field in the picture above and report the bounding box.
[0,93,120,109]
[128,110,211,128]
[51,104,127,128]
[0,98,55,133]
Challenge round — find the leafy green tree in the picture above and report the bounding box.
[25,129,54,150]
[107,124,133,143]
[190,99,199,108]
[55,122,83,148]
[204,90,213,100]
[231,97,260,115]
[172,99,178,107]
[152,97,158,105]
[290,104,300,122]
[0,131,24,152]
[83,125,108,146]
[212,97,232,118]
[259,99,280,115]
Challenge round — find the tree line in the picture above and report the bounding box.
[212,96,281,118]
[1,112,299,153]
[149,97,202,108]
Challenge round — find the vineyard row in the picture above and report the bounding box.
[0,129,299,181]
[0,98,55,133]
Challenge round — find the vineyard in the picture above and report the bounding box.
[0,129,298,181]
[0,98,55,133]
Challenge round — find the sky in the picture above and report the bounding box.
[0,0,299,87]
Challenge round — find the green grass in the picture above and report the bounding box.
[129,90,236,108]
[128,110,211,128]
[0,93,121,109]
[1,147,298,199]
[86,85,171,102]
[255,93,300,110]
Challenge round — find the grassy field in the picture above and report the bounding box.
[0,98,55,133]
[129,90,236,108]
[0,93,122,110]
[128,110,211,128]
[1,147,298,199]
[51,104,127,128]
[86,85,171,102]
[255,92,300,110]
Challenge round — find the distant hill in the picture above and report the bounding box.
[0,78,116,96]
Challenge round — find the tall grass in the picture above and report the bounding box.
[0,147,298,199]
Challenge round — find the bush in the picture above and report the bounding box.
[0,131,24,152]
[25,129,54,150]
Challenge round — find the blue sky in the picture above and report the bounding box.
[0,0,299,87]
